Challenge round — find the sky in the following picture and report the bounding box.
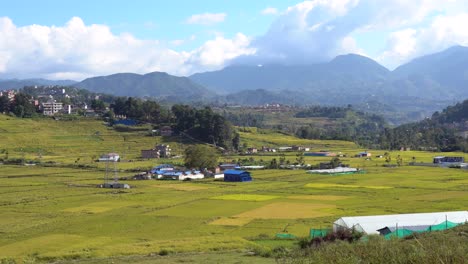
[1,0,468,80]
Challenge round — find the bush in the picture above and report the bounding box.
[0,258,17,264]
[158,249,170,256]
[308,229,363,247]
[250,246,272,258]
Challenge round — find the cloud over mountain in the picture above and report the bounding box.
[0,17,252,80]
[232,0,468,68]
[1,1,468,79]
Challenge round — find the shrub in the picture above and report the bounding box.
[158,249,170,256]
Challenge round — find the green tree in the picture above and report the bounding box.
[141,100,162,123]
[90,99,106,111]
[269,158,278,169]
[384,152,391,163]
[184,145,219,170]
[232,132,240,151]
[295,152,305,165]
[396,155,403,166]
[330,157,341,168]
[11,93,36,118]
[0,95,9,113]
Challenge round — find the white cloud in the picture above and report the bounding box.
[0,17,252,80]
[170,39,185,46]
[379,13,468,68]
[378,29,418,67]
[234,0,364,65]
[261,7,279,15]
[2,1,468,80]
[189,33,255,68]
[234,0,468,68]
[340,36,366,56]
[186,13,226,25]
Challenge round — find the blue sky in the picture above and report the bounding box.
[0,0,297,50]
[0,0,468,80]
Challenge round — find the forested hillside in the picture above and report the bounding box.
[74,72,214,102]
[380,99,468,152]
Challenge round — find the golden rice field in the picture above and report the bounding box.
[0,115,467,263]
[211,194,280,201]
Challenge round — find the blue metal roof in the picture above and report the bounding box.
[153,164,174,169]
[224,169,248,175]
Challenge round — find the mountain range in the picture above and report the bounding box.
[1,45,467,124]
[191,46,468,102]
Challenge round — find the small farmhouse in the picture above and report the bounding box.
[304,151,336,157]
[433,156,464,164]
[160,126,173,136]
[356,151,371,158]
[150,164,174,175]
[141,144,171,159]
[98,182,130,189]
[99,153,120,162]
[160,170,204,181]
[223,170,252,182]
[261,146,276,152]
[219,163,239,171]
[247,147,258,154]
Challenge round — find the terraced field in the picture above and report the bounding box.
[0,115,467,263]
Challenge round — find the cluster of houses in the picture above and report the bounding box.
[247,145,312,154]
[0,90,16,101]
[130,163,253,182]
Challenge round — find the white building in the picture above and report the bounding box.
[99,153,120,162]
[42,101,63,116]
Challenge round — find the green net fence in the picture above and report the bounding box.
[425,220,459,231]
[384,220,460,239]
[310,229,329,238]
[275,233,296,239]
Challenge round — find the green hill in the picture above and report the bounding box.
[75,72,214,102]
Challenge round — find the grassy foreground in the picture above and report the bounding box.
[0,115,467,263]
[281,224,468,264]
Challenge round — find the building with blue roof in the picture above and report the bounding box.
[223,170,252,182]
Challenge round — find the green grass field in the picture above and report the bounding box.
[0,115,467,262]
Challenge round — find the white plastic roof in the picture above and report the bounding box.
[307,167,358,174]
[334,211,468,234]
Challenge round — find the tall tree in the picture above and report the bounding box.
[11,93,36,118]
[184,145,219,170]
[0,95,9,113]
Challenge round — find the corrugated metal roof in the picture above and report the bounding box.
[224,169,248,175]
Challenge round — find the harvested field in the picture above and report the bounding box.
[209,217,253,226]
[287,195,351,201]
[153,184,211,191]
[305,183,392,189]
[412,191,468,201]
[211,194,279,201]
[234,202,335,219]
[63,201,135,213]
